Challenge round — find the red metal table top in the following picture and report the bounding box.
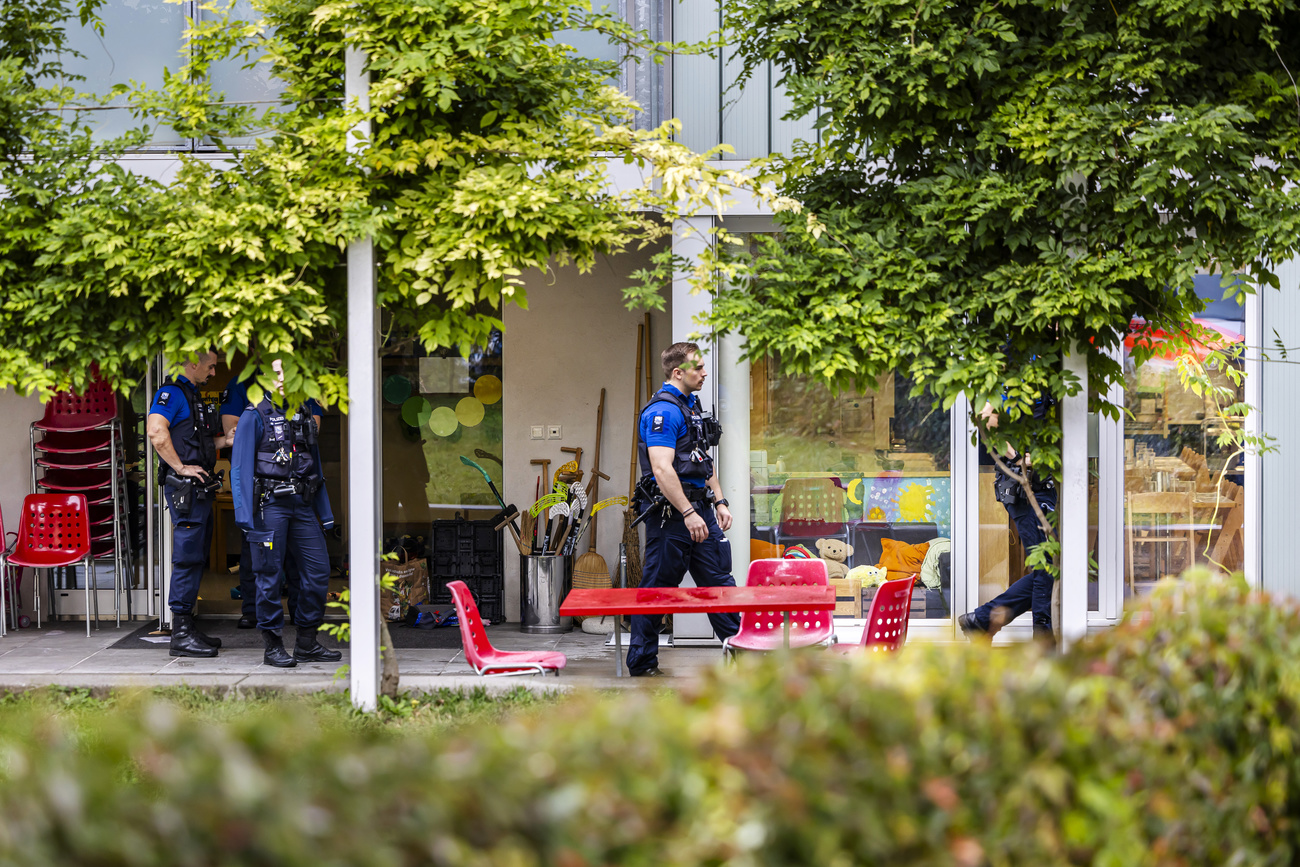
[559,585,835,617]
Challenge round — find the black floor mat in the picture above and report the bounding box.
[108,618,484,651]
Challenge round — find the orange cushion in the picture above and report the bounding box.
[751,538,785,560]
[878,538,928,583]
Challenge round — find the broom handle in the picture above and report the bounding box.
[588,388,605,554]
[630,323,642,495]
[644,312,653,412]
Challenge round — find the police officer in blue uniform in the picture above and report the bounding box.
[626,342,739,677]
[230,362,339,668]
[221,369,321,630]
[146,351,237,658]
[959,401,1058,643]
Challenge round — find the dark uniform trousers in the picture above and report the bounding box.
[969,488,1058,637]
[244,495,330,632]
[166,494,214,615]
[626,504,740,674]
[238,536,300,620]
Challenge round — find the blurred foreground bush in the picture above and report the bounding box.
[0,570,1296,866]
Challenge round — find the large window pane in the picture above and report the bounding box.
[749,362,953,621]
[60,1,187,146]
[201,0,280,147]
[1123,275,1247,596]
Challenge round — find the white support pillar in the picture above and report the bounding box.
[718,330,750,586]
[1060,345,1089,649]
[346,45,380,712]
[671,217,718,641]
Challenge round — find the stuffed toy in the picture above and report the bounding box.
[783,543,816,560]
[847,564,888,589]
[814,538,854,580]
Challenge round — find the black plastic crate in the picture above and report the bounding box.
[428,512,505,622]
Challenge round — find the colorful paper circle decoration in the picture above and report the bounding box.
[473,374,502,405]
[456,396,485,427]
[401,396,432,427]
[429,406,459,437]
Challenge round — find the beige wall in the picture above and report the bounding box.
[0,389,44,612]
[502,245,671,620]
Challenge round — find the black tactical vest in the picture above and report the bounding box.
[163,378,218,474]
[252,400,319,482]
[637,389,714,485]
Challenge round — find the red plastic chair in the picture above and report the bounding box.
[2,495,95,637]
[33,430,114,455]
[447,580,566,677]
[832,575,916,655]
[32,380,118,432]
[723,558,836,657]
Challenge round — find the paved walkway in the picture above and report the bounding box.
[0,621,731,695]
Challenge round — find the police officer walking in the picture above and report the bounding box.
[626,342,739,677]
[147,351,236,658]
[230,362,340,668]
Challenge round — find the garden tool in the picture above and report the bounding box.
[622,323,645,588]
[460,455,519,535]
[530,457,551,544]
[572,388,608,593]
[494,507,525,555]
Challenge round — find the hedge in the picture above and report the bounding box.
[0,569,1295,866]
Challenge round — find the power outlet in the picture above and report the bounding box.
[547,424,562,440]
[530,425,545,440]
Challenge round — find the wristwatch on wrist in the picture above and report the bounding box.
[715,498,730,509]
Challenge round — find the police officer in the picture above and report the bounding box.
[959,402,1057,643]
[626,342,739,677]
[230,361,340,668]
[146,351,236,658]
[221,368,321,630]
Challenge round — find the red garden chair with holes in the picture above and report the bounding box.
[447,581,566,677]
[833,574,916,655]
[723,558,836,658]
[31,379,118,433]
[2,494,95,636]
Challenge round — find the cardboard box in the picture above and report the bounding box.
[829,577,862,619]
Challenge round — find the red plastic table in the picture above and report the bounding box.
[560,585,836,677]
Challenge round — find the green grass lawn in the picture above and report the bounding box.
[0,684,563,736]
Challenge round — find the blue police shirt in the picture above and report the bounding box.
[640,382,707,488]
[148,376,196,425]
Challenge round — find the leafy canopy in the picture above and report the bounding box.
[0,0,798,406]
[694,0,1300,494]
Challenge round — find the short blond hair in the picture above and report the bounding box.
[661,342,700,381]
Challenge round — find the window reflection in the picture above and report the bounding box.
[749,360,952,620]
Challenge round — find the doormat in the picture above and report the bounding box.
[108,619,503,651]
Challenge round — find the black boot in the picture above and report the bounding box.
[262,631,297,668]
[236,613,256,629]
[189,615,222,649]
[170,613,219,658]
[294,625,342,663]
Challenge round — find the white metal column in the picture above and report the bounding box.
[1094,350,1124,624]
[346,45,381,712]
[1060,346,1089,648]
[1244,287,1262,587]
[718,329,751,587]
[949,394,975,636]
[671,216,719,641]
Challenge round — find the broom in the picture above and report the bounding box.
[571,388,610,623]
[622,323,645,589]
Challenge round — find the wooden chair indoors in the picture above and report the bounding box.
[774,477,850,552]
[1125,491,1195,595]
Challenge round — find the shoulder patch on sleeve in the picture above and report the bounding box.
[651,414,664,433]
[156,390,170,406]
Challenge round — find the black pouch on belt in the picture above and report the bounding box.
[164,474,196,517]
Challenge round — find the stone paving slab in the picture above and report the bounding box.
[0,621,728,695]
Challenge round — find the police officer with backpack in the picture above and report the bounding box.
[626,342,740,677]
[230,361,340,668]
[146,351,237,658]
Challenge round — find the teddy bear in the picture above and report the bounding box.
[814,538,854,580]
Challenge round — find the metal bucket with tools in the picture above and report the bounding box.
[520,554,573,634]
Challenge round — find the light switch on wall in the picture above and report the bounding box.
[547,424,562,440]
[530,425,545,440]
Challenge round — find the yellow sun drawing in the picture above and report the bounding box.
[897,483,933,523]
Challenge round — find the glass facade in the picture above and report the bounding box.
[1122,276,1248,595]
[748,360,953,621]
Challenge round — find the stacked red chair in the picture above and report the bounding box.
[29,379,131,629]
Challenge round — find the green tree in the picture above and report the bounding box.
[687,0,1300,544]
[0,0,797,406]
